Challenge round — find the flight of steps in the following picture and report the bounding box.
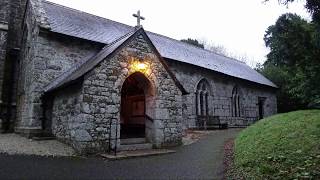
[119,138,153,151]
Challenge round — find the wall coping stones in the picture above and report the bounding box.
[0,23,8,31]
[29,0,51,29]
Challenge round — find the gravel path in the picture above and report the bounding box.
[0,129,242,180]
[182,130,213,145]
[0,134,75,157]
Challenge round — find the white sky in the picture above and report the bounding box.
[47,0,310,66]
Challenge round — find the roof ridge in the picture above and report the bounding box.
[44,0,133,29]
[106,28,136,47]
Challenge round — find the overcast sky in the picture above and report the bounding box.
[47,0,310,66]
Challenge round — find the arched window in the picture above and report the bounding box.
[231,86,241,117]
[195,79,210,116]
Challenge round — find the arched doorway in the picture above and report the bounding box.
[120,72,153,139]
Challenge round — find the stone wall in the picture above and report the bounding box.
[51,82,97,153]
[15,1,103,134]
[6,0,27,49]
[0,0,41,132]
[80,32,182,150]
[16,32,102,133]
[14,0,40,133]
[51,31,183,153]
[0,0,10,131]
[165,59,277,128]
[0,29,8,131]
[3,0,27,113]
[0,30,7,105]
[0,0,9,24]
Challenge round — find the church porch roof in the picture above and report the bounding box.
[44,27,187,94]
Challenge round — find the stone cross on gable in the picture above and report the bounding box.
[133,10,145,27]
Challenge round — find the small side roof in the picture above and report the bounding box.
[43,29,136,93]
[44,27,187,94]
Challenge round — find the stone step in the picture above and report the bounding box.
[101,149,176,160]
[118,143,153,151]
[120,138,146,145]
[32,136,56,141]
[31,132,55,141]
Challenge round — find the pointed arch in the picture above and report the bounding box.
[231,85,242,117]
[120,72,155,139]
[195,78,211,116]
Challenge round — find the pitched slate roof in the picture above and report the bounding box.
[44,27,187,94]
[42,1,277,88]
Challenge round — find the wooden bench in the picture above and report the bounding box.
[196,116,228,129]
[207,116,228,129]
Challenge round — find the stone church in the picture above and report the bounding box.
[0,0,277,153]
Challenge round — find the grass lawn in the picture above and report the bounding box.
[234,110,320,179]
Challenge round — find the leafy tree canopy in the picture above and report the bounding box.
[266,0,320,23]
[181,38,252,64]
[264,13,314,67]
[260,13,320,112]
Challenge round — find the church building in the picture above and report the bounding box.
[0,0,277,154]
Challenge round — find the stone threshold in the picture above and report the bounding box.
[100,149,176,160]
[0,23,8,31]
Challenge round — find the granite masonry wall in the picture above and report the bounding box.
[15,1,103,134]
[2,0,28,125]
[51,82,92,153]
[0,31,7,105]
[165,59,277,128]
[0,30,7,131]
[0,0,9,130]
[0,0,9,24]
[0,0,9,102]
[51,32,183,153]
[15,1,41,132]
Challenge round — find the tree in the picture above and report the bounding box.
[261,13,320,111]
[264,13,314,67]
[181,38,253,65]
[198,40,229,56]
[266,0,320,23]
[180,38,204,49]
[256,63,307,112]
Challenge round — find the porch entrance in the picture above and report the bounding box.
[120,72,152,139]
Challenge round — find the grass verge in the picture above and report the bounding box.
[234,110,320,179]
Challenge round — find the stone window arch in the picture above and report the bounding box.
[231,86,242,117]
[195,79,210,116]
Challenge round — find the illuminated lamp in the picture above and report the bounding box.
[130,59,150,74]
